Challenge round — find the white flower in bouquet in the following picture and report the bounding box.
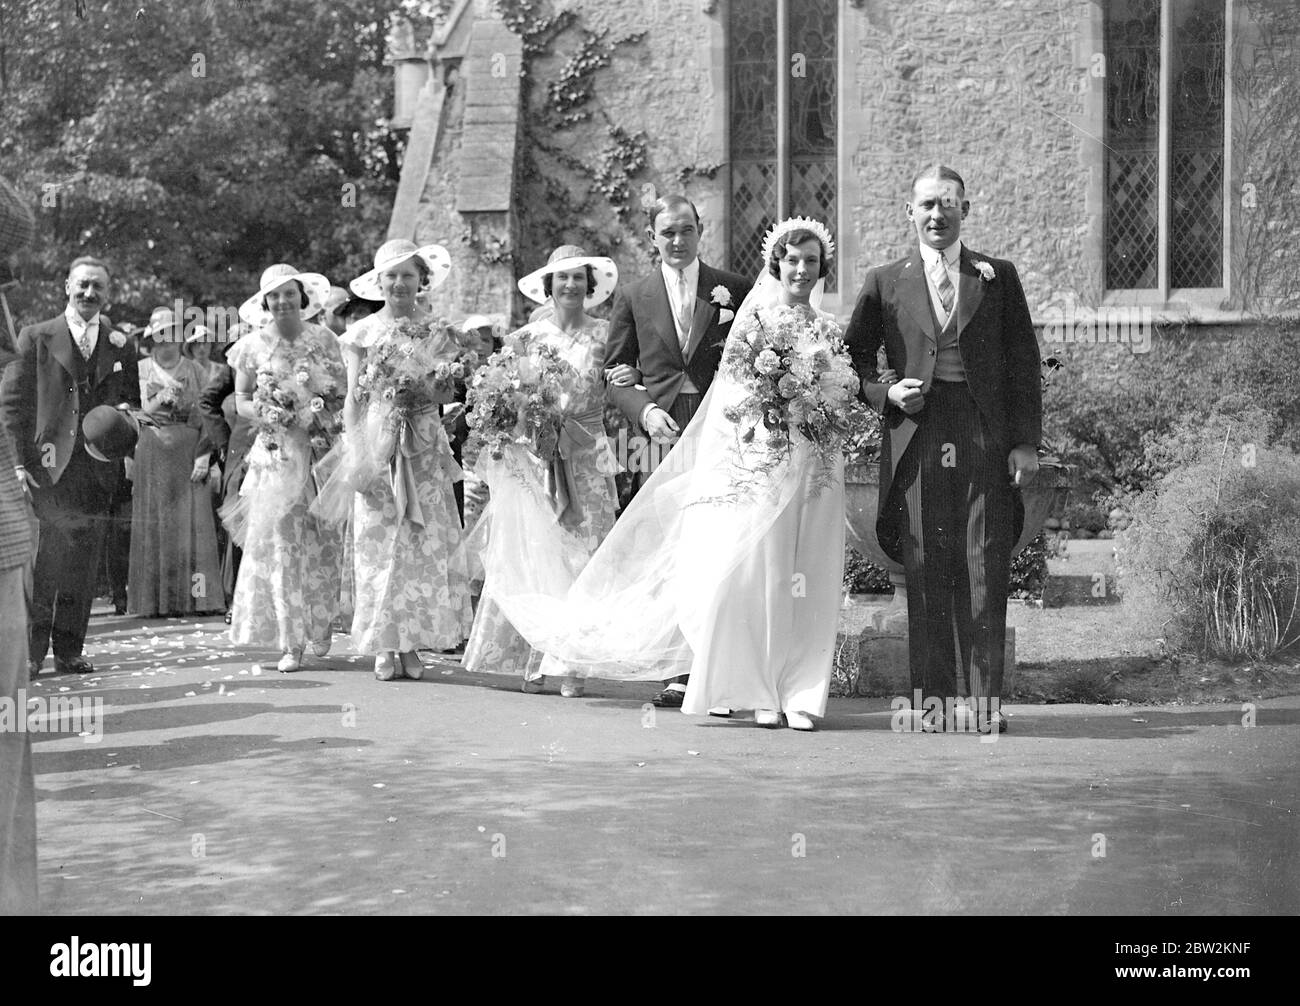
[755,349,782,375]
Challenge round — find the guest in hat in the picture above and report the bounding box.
[463,245,620,697]
[126,307,223,617]
[0,255,139,676]
[321,286,351,337]
[184,323,221,383]
[225,265,345,672]
[328,239,472,681]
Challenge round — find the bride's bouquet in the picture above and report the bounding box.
[720,304,877,488]
[354,316,465,429]
[251,352,347,456]
[464,331,581,466]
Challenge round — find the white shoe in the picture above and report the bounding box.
[785,711,815,731]
[755,709,784,728]
[707,707,732,718]
[374,652,398,681]
[399,651,424,680]
[277,648,303,673]
[559,677,585,698]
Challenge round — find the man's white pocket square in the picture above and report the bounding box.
[719,309,735,324]
[112,361,123,372]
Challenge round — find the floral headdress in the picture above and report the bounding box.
[761,217,836,267]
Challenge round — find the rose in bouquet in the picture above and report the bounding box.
[355,316,466,431]
[720,304,878,489]
[464,329,580,464]
[252,350,347,456]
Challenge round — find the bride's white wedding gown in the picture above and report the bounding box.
[469,298,847,718]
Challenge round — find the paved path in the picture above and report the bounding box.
[24,611,1300,915]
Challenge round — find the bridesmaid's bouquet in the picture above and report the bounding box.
[354,316,465,430]
[464,331,580,464]
[252,352,347,455]
[721,304,877,486]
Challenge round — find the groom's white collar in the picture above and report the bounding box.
[918,240,962,270]
[659,257,700,292]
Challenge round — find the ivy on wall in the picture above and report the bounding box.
[492,0,650,282]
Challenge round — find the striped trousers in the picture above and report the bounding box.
[883,381,1013,704]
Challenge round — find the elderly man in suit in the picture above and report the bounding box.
[603,193,751,709]
[845,166,1041,734]
[0,256,141,677]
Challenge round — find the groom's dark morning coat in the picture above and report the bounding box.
[844,245,1041,704]
[604,261,752,431]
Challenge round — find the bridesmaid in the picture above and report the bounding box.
[226,265,345,672]
[339,239,473,681]
[127,307,223,617]
[463,245,619,696]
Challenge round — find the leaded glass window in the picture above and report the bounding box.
[729,0,838,292]
[1104,0,1226,293]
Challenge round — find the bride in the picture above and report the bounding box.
[475,218,875,730]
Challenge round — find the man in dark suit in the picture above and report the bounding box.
[845,166,1041,734]
[197,344,254,611]
[604,194,751,708]
[0,256,140,676]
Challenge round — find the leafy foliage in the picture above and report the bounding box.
[0,0,440,327]
[1042,321,1300,513]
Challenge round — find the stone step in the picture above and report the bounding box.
[836,596,1016,697]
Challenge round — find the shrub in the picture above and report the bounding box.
[1117,409,1300,661]
[1042,320,1300,502]
[1009,531,1049,599]
[843,547,892,594]
[841,535,1048,601]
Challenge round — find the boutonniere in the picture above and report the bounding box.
[711,285,733,308]
[973,260,996,283]
[112,361,123,373]
[108,330,128,348]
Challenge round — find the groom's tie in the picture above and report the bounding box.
[929,256,955,322]
[675,269,693,351]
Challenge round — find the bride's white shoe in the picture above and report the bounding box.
[785,711,815,731]
[755,709,784,728]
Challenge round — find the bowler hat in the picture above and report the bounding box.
[82,405,140,462]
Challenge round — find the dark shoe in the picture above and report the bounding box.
[27,659,42,679]
[224,611,233,624]
[54,656,95,675]
[651,686,685,708]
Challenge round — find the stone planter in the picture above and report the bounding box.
[836,457,1073,696]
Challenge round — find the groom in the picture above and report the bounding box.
[844,165,1041,734]
[604,193,751,708]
